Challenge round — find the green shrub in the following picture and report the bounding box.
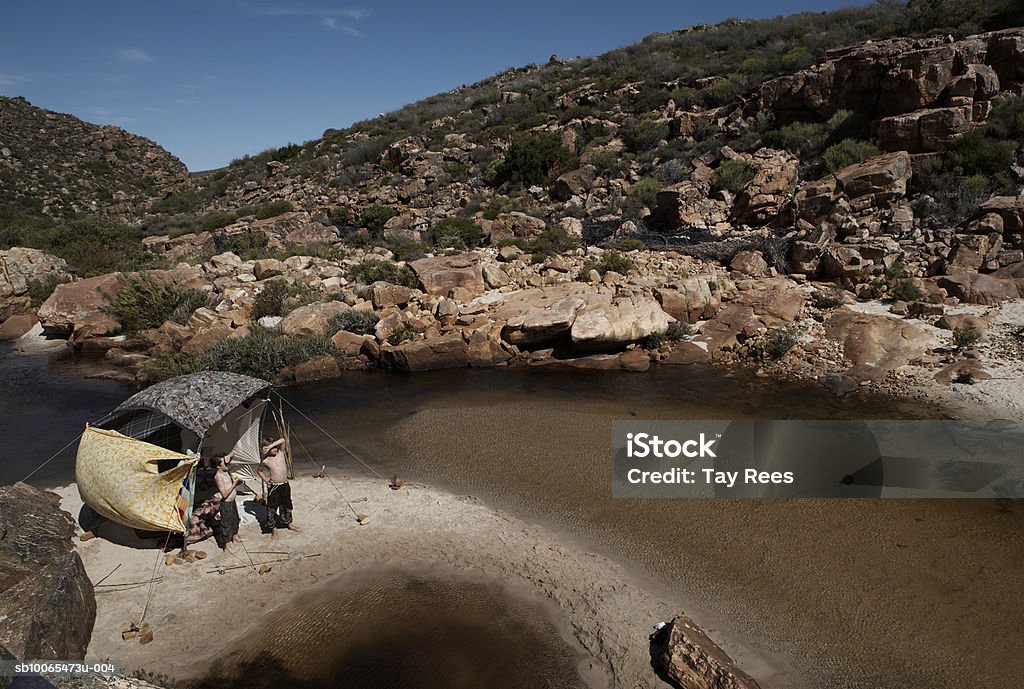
[823,139,882,173]
[711,159,755,194]
[623,178,661,218]
[13,217,154,276]
[140,352,200,384]
[890,279,923,303]
[529,226,576,257]
[27,274,70,307]
[812,285,846,309]
[252,281,289,320]
[329,207,351,227]
[195,327,339,382]
[490,131,578,188]
[348,259,419,287]
[764,326,799,359]
[952,326,982,349]
[389,240,430,261]
[255,200,295,220]
[600,250,633,275]
[200,210,237,232]
[326,309,380,336]
[622,118,669,153]
[432,216,481,249]
[386,322,422,346]
[702,78,741,107]
[946,129,1017,178]
[229,230,270,259]
[107,273,208,333]
[665,321,692,341]
[358,205,399,238]
[614,238,646,252]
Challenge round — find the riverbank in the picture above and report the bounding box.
[52,476,780,689]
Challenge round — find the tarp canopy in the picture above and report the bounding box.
[109,371,271,438]
[76,426,198,533]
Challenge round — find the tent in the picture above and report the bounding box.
[76,371,274,533]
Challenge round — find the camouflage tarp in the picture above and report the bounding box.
[110,371,271,437]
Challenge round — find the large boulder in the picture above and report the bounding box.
[877,105,972,152]
[381,333,470,371]
[824,309,939,380]
[496,285,589,346]
[654,181,730,231]
[281,301,350,337]
[550,165,597,201]
[653,615,762,689]
[382,213,430,244]
[732,148,799,224]
[37,272,122,337]
[488,212,547,243]
[570,293,672,346]
[936,271,1023,305]
[410,252,486,298]
[833,151,911,209]
[655,278,720,323]
[0,248,71,320]
[0,483,95,661]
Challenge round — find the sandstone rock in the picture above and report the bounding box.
[617,348,651,372]
[37,273,122,337]
[252,258,286,280]
[0,248,71,319]
[465,329,512,367]
[833,151,911,207]
[382,213,430,244]
[557,216,584,239]
[331,330,374,355]
[570,293,672,346]
[496,285,590,346]
[0,483,94,661]
[936,272,1023,305]
[732,148,799,224]
[820,247,875,282]
[936,313,989,335]
[482,263,511,289]
[257,315,283,329]
[934,359,992,385]
[730,250,769,277]
[655,278,719,323]
[653,615,762,689]
[294,355,341,383]
[370,281,414,309]
[180,321,234,355]
[551,165,597,201]
[410,252,486,298]
[381,333,469,371]
[281,301,349,337]
[697,305,766,353]
[489,212,546,243]
[0,314,38,340]
[877,106,971,152]
[664,341,712,365]
[655,181,730,230]
[825,309,939,380]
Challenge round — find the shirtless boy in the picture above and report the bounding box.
[257,438,301,539]
[213,452,242,553]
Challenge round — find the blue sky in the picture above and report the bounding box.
[1,1,863,171]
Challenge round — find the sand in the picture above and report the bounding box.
[53,476,781,689]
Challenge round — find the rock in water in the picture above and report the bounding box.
[0,483,96,660]
[654,615,762,689]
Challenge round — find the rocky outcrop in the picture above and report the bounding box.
[571,293,672,346]
[37,272,122,337]
[410,252,486,299]
[732,148,799,225]
[488,212,547,243]
[936,270,1024,305]
[381,333,470,371]
[654,181,730,231]
[0,483,95,661]
[653,615,762,689]
[0,248,71,320]
[551,165,597,201]
[761,29,1024,151]
[281,301,350,337]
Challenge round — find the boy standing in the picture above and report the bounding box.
[213,452,241,553]
[257,438,301,540]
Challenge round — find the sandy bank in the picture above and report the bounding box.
[53,476,784,689]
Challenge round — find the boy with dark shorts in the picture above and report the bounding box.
[257,438,301,540]
[213,453,241,553]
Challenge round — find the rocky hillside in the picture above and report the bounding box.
[0,96,189,220]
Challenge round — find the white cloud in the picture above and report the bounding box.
[251,4,368,20]
[320,16,362,35]
[0,70,30,87]
[116,48,154,64]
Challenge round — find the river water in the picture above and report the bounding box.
[3,344,1022,689]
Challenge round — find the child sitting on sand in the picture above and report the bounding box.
[257,438,301,540]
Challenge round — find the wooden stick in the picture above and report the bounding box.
[93,563,122,587]
[206,552,320,574]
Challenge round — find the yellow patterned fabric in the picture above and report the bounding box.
[76,425,197,533]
